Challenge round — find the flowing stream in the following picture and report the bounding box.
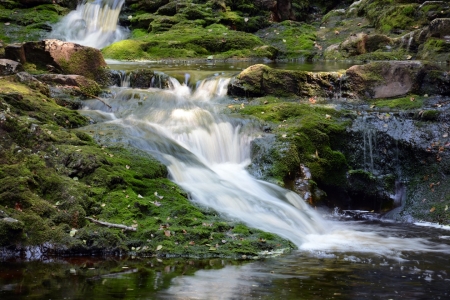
[6,3,447,299]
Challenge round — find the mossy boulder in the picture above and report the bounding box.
[103,25,265,60]
[5,39,108,85]
[228,64,343,98]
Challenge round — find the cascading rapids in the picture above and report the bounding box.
[80,76,326,247]
[49,0,128,49]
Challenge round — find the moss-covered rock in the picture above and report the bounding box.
[228,64,343,98]
[5,39,109,85]
[103,24,265,60]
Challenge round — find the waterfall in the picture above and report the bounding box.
[81,76,326,247]
[49,0,128,49]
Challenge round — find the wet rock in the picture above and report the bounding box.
[5,39,108,84]
[125,69,171,89]
[420,70,450,96]
[0,59,24,75]
[35,74,101,96]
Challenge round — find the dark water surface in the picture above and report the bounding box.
[1,220,449,300]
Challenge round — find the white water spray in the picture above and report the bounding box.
[82,76,326,246]
[49,0,128,49]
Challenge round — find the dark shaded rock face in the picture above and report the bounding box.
[5,39,108,84]
[341,102,450,222]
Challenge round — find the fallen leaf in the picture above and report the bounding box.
[126,165,130,169]
[138,194,143,198]
[209,247,216,251]
[430,207,436,213]
[101,203,106,207]
[189,241,195,245]
[164,230,171,237]
[70,229,78,237]
[156,245,163,251]
[445,205,448,211]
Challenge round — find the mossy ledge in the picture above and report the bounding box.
[0,76,293,258]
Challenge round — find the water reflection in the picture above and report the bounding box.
[1,222,449,300]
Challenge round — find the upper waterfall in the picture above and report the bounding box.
[49,0,128,49]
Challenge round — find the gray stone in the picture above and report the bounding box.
[0,59,24,75]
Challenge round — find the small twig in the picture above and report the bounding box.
[85,217,137,231]
[84,93,112,109]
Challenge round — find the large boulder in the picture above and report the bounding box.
[345,61,428,99]
[228,64,342,98]
[0,59,24,75]
[5,39,108,84]
[428,18,450,38]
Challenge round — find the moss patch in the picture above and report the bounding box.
[102,24,264,60]
[239,101,349,185]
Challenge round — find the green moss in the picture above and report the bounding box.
[420,110,440,121]
[103,25,264,60]
[372,95,424,109]
[258,21,316,59]
[358,1,423,33]
[241,102,349,185]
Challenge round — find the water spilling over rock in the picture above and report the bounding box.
[81,75,327,247]
[49,0,129,49]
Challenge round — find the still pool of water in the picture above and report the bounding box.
[1,220,449,300]
[105,59,359,85]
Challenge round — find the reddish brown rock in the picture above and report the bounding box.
[5,39,107,84]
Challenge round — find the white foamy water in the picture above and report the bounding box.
[49,0,128,49]
[80,74,450,254]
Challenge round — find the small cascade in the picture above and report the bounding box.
[49,0,128,49]
[81,75,326,247]
[118,70,130,87]
[406,32,414,52]
[361,115,377,173]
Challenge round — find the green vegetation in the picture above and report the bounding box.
[371,95,424,110]
[0,76,292,257]
[103,24,264,60]
[0,4,68,43]
[239,101,349,186]
[358,1,422,34]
